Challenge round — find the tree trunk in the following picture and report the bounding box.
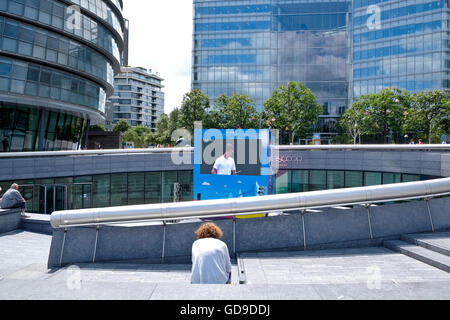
[428,125,433,144]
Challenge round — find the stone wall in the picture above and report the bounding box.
[47,197,450,268]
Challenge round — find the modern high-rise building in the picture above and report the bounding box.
[108,66,164,129]
[352,0,448,99]
[192,0,450,137]
[0,0,126,152]
[192,0,351,136]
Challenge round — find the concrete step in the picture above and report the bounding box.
[384,240,450,273]
[401,233,450,257]
[19,214,53,235]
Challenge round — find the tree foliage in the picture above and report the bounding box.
[123,125,152,148]
[178,89,210,134]
[210,94,260,129]
[89,124,106,132]
[264,82,323,144]
[112,119,131,133]
[403,90,450,143]
[340,101,372,144]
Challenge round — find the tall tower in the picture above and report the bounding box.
[0,0,126,151]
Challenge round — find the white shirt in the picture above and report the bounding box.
[190,238,232,284]
[213,155,236,175]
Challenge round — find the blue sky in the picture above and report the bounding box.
[123,1,193,114]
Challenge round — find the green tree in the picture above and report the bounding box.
[355,88,410,144]
[168,108,180,135]
[178,89,210,134]
[147,114,173,146]
[89,124,106,132]
[212,94,260,129]
[340,101,372,144]
[112,119,131,133]
[264,82,323,145]
[123,125,152,148]
[403,90,450,143]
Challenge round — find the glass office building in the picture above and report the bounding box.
[108,66,165,129]
[192,0,352,135]
[193,0,450,136]
[352,0,449,98]
[0,0,126,152]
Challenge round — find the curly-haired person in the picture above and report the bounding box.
[190,222,232,284]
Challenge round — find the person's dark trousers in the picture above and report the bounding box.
[6,202,26,211]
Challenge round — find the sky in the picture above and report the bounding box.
[122,1,193,114]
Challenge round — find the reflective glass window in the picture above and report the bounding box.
[364,172,382,186]
[128,173,145,205]
[327,170,345,189]
[145,172,161,204]
[92,174,110,208]
[111,173,127,206]
[309,170,326,191]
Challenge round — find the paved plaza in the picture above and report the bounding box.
[1,230,450,300]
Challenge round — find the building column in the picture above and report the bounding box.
[37,110,48,151]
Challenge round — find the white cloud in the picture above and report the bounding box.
[122,1,193,114]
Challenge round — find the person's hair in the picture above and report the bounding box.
[195,222,223,239]
[11,183,18,189]
[226,143,234,152]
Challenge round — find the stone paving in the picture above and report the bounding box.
[241,247,450,285]
[1,230,450,300]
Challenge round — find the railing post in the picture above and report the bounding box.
[301,210,306,251]
[92,225,100,263]
[59,228,67,267]
[425,197,435,233]
[161,221,166,264]
[233,218,237,258]
[365,204,374,240]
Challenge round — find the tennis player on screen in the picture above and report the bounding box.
[211,143,237,175]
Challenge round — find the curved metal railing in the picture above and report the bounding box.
[50,177,450,229]
[1,144,449,158]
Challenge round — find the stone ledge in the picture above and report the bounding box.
[0,208,21,235]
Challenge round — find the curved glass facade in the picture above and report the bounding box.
[0,0,125,152]
[0,16,114,85]
[70,0,124,36]
[192,0,351,134]
[0,0,121,62]
[352,0,449,98]
[0,102,88,152]
[0,56,106,112]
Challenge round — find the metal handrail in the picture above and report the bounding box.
[50,177,450,229]
[1,144,450,159]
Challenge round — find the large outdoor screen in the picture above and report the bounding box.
[194,129,273,201]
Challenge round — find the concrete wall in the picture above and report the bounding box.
[0,209,21,235]
[47,197,450,268]
[0,150,449,182]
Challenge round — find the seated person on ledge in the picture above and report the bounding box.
[0,184,30,219]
